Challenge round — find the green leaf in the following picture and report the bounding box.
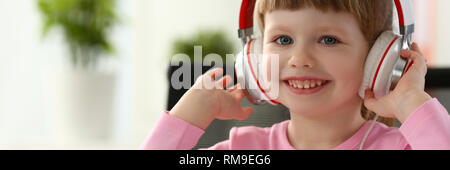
[37,0,119,69]
[170,30,236,63]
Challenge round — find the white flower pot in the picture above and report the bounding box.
[43,69,117,144]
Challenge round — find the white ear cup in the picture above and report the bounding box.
[235,38,280,105]
[359,31,402,99]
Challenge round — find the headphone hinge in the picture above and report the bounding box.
[238,28,254,44]
[399,24,415,49]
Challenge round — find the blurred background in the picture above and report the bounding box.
[0,0,449,149]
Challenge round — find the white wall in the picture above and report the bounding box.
[0,0,449,149]
[436,0,450,67]
[0,0,62,147]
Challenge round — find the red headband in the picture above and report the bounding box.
[238,0,415,38]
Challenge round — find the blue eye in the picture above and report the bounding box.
[276,36,293,45]
[320,36,339,45]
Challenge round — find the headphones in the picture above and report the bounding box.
[235,0,415,105]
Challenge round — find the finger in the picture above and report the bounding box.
[363,90,379,110]
[205,67,224,80]
[406,43,425,65]
[246,96,258,104]
[400,50,427,74]
[231,88,246,101]
[241,89,258,104]
[400,50,415,74]
[411,43,424,56]
[202,68,224,89]
[224,86,245,102]
[226,84,239,92]
[405,43,426,65]
[235,107,254,120]
[400,51,420,66]
[215,75,233,90]
[244,107,254,116]
[411,43,428,70]
[364,89,374,100]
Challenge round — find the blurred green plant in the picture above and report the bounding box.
[170,30,235,63]
[38,0,118,69]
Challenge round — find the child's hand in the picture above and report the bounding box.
[169,68,254,130]
[364,43,432,123]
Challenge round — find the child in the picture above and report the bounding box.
[141,0,450,150]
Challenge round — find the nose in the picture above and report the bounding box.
[288,43,315,69]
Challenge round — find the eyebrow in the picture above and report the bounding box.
[264,25,293,36]
[265,24,351,38]
[315,25,350,37]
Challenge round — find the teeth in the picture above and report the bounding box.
[287,80,327,89]
[304,84,310,89]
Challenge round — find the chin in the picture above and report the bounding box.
[278,90,324,112]
[277,86,358,117]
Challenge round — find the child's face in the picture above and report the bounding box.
[263,8,369,116]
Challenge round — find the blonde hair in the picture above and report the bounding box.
[255,0,395,127]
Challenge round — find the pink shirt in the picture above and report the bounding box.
[141,98,450,150]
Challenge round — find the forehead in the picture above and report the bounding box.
[264,8,361,35]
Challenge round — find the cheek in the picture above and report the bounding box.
[263,54,275,82]
[324,56,365,90]
[263,48,288,82]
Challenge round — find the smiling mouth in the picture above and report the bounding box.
[284,79,331,89]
